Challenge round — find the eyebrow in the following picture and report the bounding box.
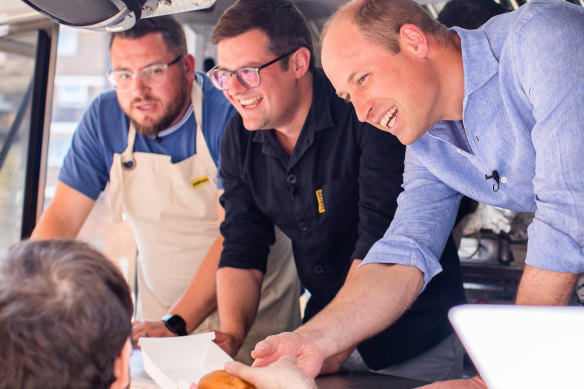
[345,70,359,86]
[112,60,165,72]
[217,61,265,72]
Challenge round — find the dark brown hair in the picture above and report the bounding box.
[212,0,315,71]
[0,239,133,389]
[109,15,187,56]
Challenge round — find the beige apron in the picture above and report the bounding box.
[109,82,300,363]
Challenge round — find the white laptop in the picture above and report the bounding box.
[449,304,584,389]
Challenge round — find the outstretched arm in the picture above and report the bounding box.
[252,262,423,377]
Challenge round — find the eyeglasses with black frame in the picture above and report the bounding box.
[106,54,185,90]
[207,49,297,91]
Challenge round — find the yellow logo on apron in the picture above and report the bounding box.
[316,189,325,213]
[191,175,210,189]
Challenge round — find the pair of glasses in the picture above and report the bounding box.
[207,49,297,91]
[106,54,184,90]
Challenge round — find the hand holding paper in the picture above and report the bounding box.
[226,355,316,389]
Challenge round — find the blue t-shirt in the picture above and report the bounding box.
[59,72,236,200]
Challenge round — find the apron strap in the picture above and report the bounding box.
[121,124,137,170]
[191,80,217,178]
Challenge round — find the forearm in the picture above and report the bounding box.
[516,264,579,306]
[296,263,423,358]
[217,267,263,346]
[170,235,224,332]
[31,182,94,239]
[32,209,79,239]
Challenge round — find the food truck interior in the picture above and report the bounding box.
[1,2,583,386]
[3,0,582,306]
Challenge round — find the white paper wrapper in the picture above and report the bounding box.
[139,332,232,389]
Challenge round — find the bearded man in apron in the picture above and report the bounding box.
[32,16,301,365]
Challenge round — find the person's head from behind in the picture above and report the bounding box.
[437,0,507,29]
[321,0,457,145]
[0,239,134,389]
[210,0,314,131]
[107,16,195,137]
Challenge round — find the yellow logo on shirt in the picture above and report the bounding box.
[191,175,210,189]
[316,189,325,213]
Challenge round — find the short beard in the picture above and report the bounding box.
[131,112,176,137]
[131,79,190,137]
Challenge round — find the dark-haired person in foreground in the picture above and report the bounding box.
[209,0,466,382]
[0,239,309,389]
[252,0,584,387]
[31,16,301,364]
[0,239,133,389]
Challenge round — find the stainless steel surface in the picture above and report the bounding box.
[130,349,429,389]
[316,372,428,389]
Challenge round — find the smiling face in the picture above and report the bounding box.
[110,33,194,136]
[216,28,307,133]
[321,17,441,145]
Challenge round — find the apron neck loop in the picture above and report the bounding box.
[121,124,137,170]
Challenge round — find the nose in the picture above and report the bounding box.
[130,75,150,94]
[226,73,247,96]
[351,95,371,123]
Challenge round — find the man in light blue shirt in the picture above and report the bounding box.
[250,0,584,383]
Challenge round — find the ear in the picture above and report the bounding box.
[111,339,132,389]
[184,54,196,84]
[399,24,429,58]
[290,47,311,79]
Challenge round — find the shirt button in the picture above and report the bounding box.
[500,176,508,184]
[298,222,309,232]
[314,265,324,274]
[286,174,298,185]
[475,135,480,142]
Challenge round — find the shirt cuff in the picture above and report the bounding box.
[360,235,444,292]
[525,218,584,273]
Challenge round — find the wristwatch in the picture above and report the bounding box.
[161,314,188,336]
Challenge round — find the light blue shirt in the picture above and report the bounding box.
[363,0,584,289]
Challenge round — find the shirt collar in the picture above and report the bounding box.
[454,27,499,98]
[426,28,499,143]
[147,103,194,140]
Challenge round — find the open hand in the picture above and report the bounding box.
[251,332,325,378]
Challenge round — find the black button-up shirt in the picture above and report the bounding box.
[219,69,465,369]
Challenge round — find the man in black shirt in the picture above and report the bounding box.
[207,0,466,381]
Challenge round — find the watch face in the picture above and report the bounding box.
[164,314,187,336]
